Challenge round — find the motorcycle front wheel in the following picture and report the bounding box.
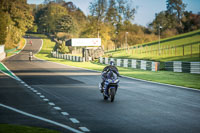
[103,95,108,100]
[110,88,116,102]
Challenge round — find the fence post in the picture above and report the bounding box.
[199,44,200,58]
[175,45,176,56]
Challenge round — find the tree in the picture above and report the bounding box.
[149,11,178,34]
[0,11,8,44]
[105,0,118,25]
[182,11,200,32]
[166,0,186,26]
[89,0,107,22]
[0,0,34,48]
[56,15,75,33]
[36,3,69,33]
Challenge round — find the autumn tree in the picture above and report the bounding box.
[0,11,8,45]
[182,11,200,32]
[0,0,34,48]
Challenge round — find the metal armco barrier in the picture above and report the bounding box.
[51,51,83,62]
[165,61,200,74]
[99,57,159,71]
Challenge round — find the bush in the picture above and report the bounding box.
[161,29,178,38]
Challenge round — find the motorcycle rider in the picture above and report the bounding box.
[100,61,120,93]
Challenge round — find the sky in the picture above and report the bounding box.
[27,0,200,27]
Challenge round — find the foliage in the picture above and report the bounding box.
[149,0,200,38]
[34,2,86,37]
[35,3,70,33]
[182,11,200,32]
[56,15,75,33]
[0,11,8,44]
[166,0,186,25]
[59,43,70,54]
[0,0,34,49]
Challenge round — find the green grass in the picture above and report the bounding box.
[105,29,200,62]
[33,33,200,89]
[0,124,59,133]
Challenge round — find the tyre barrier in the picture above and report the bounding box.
[99,57,159,71]
[165,61,200,74]
[51,51,83,62]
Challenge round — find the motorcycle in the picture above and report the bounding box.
[29,52,33,62]
[99,69,120,102]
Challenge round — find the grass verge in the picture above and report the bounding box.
[0,124,59,133]
[33,34,200,89]
[105,29,200,62]
[6,38,26,57]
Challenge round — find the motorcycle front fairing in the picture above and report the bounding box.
[103,77,119,96]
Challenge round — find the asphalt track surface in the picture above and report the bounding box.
[1,37,200,133]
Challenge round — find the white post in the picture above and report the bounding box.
[141,60,147,70]
[190,62,200,74]
[173,61,182,72]
[117,59,121,67]
[152,62,156,71]
[123,59,128,67]
[105,58,109,64]
[131,59,136,69]
[100,57,103,63]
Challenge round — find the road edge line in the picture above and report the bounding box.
[0,103,84,133]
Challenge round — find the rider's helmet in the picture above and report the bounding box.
[109,61,115,66]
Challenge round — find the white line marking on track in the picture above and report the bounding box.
[40,95,45,98]
[70,118,80,124]
[61,112,69,116]
[48,102,55,106]
[54,107,61,110]
[33,90,38,93]
[36,93,41,95]
[0,103,84,133]
[43,99,49,102]
[79,127,90,132]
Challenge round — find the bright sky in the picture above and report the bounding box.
[27,0,200,27]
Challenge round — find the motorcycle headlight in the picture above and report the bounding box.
[114,79,119,83]
[107,79,112,83]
